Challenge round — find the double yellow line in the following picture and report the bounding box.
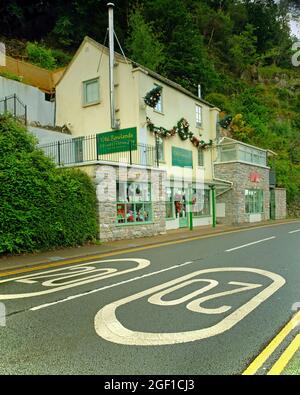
[243,311,300,375]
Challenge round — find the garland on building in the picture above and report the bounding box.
[144,86,162,108]
[146,117,213,150]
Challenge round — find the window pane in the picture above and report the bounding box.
[157,137,164,161]
[84,79,99,104]
[154,85,162,112]
[117,204,126,223]
[198,150,204,166]
[196,105,202,126]
[126,204,135,222]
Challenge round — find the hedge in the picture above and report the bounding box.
[0,115,98,254]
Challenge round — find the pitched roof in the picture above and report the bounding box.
[56,36,219,110]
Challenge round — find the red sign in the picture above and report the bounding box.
[250,171,261,183]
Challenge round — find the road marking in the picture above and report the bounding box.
[94,267,285,346]
[267,334,300,375]
[289,229,300,234]
[0,259,150,300]
[226,237,276,252]
[0,220,298,278]
[30,261,194,311]
[242,311,300,375]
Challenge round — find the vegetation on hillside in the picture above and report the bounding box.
[0,116,98,254]
[0,0,300,212]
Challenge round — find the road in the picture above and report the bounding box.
[0,221,299,375]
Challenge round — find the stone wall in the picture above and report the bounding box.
[274,188,287,220]
[214,162,270,224]
[87,163,167,242]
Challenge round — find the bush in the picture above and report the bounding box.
[26,42,57,70]
[0,115,98,254]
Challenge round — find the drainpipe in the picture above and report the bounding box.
[107,2,116,129]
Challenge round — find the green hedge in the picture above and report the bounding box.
[0,115,98,254]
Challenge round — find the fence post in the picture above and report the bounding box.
[24,105,27,126]
[129,141,132,165]
[13,94,16,118]
[4,96,7,113]
[57,141,61,166]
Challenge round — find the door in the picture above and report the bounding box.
[270,189,276,220]
[174,188,188,228]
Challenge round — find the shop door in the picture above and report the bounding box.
[174,189,188,228]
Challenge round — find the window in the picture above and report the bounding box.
[245,189,264,214]
[154,85,163,113]
[165,187,174,219]
[83,78,100,106]
[198,149,204,167]
[196,105,202,128]
[116,182,152,224]
[192,187,210,217]
[217,143,267,166]
[157,137,164,162]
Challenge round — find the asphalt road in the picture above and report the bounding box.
[0,221,299,375]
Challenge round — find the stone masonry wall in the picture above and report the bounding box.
[274,188,287,220]
[214,162,270,224]
[88,164,166,242]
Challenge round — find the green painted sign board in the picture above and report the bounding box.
[172,146,193,168]
[97,127,137,155]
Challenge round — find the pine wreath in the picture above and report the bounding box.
[177,118,192,141]
[144,86,162,108]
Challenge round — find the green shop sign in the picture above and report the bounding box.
[97,127,137,155]
[172,146,193,168]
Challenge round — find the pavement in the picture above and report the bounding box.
[0,219,300,375]
[0,218,298,272]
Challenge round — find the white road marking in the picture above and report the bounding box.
[225,237,276,252]
[94,267,285,346]
[289,229,300,234]
[30,261,194,311]
[0,259,150,300]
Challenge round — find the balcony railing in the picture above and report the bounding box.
[39,135,159,168]
[0,94,27,125]
[216,142,267,167]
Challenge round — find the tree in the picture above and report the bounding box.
[125,7,165,72]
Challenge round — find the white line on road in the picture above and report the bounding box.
[30,260,195,311]
[225,237,276,252]
[289,229,300,234]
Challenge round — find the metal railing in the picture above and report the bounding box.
[0,94,27,125]
[39,134,159,168]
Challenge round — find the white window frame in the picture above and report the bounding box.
[154,84,163,113]
[82,77,100,106]
[196,104,202,128]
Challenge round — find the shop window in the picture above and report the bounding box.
[192,187,211,217]
[116,182,152,224]
[245,189,264,214]
[165,187,174,219]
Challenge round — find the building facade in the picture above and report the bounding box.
[51,36,286,241]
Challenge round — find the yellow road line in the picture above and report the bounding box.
[0,220,298,278]
[243,311,300,375]
[267,334,300,375]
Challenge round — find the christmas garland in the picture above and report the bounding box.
[144,86,162,108]
[146,117,213,150]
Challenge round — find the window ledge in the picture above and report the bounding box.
[82,100,101,108]
[153,109,164,115]
[116,221,154,227]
